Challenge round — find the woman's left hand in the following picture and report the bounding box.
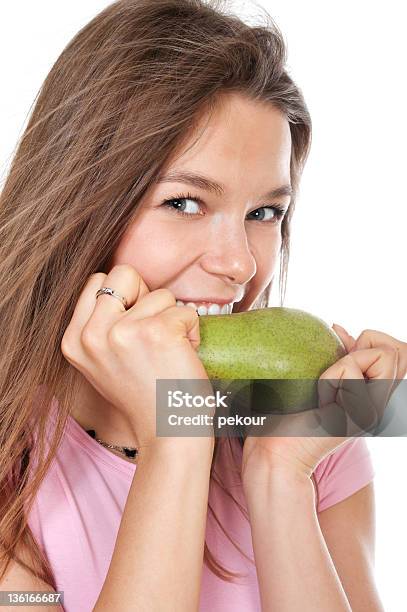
[241,325,407,485]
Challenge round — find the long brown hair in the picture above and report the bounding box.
[0,0,313,587]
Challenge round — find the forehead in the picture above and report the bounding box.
[164,93,292,186]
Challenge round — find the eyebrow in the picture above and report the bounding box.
[155,170,293,201]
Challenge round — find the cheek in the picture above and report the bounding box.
[243,231,281,305]
[250,229,281,276]
[255,251,279,290]
[108,215,191,289]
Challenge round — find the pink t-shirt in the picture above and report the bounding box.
[27,399,375,611]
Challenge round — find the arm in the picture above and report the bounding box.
[317,481,384,611]
[243,466,353,612]
[0,544,64,612]
[93,438,214,612]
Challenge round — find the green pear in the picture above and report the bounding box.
[197,307,346,414]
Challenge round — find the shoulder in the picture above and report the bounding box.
[314,437,375,513]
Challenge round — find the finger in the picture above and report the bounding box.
[64,273,107,338]
[351,328,405,351]
[158,305,201,351]
[319,353,375,436]
[123,288,177,322]
[350,328,407,380]
[92,264,150,324]
[348,349,398,418]
[318,347,397,413]
[319,351,364,406]
[332,323,356,353]
[325,347,398,380]
[320,347,399,435]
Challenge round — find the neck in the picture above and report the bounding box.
[70,371,139,449]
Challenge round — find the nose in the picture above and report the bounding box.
[199,219,257,286]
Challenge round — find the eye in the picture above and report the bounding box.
[160,191,287,223]
[247,206,285,222]
[160,192,204,218]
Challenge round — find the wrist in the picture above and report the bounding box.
[138,436,215,463]
[242,465,316,511]
[242,442,312,487]
[242,459,312,495]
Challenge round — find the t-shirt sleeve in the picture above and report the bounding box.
[313,437,375,513]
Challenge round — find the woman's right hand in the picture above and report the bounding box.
[60,264,214,450]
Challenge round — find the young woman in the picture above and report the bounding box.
[1,1,405,610]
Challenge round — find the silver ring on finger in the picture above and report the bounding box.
[95,287,129,310]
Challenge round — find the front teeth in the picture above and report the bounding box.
[175,300,232,315]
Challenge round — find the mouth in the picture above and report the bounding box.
[175,299,233,315]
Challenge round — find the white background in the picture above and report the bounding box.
[1,1,405,609]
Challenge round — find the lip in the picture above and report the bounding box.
[176,297,236,305]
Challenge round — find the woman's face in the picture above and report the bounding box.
[108,93,292,313]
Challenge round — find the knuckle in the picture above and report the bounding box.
[360,328,375,338]
[107,322,132,348]
[60,330,75,360]
[81,324,104,353]
[155,287,177,305]
[187,307,200,323]
[139,318,167,344]
[342,353,354,365]
[178,303,198,316]
[61,329,83,369]
[86,272,105,286]
[375,344,396,356]
[113,264,144,293]
[113,263,139,278]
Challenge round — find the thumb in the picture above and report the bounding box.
[332,323,356,353]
